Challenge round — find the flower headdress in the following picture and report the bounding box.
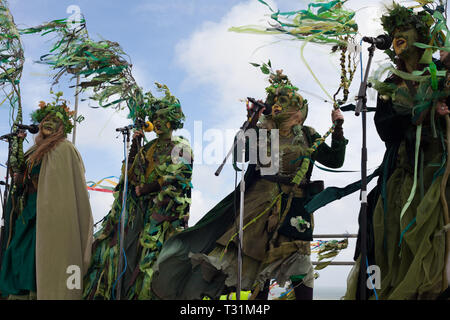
[31,91,84,135]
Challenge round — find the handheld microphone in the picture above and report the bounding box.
[247,97,272,115]
[362,34,392,50]
[16,124,39,134]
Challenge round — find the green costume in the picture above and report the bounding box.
[0,161,40,297]
[345,3,450,300]
[151,71,348,300]
[83,85,193,300]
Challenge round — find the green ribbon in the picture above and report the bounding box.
[399,125,422,223]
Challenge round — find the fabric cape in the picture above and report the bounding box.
[36,140,94,299]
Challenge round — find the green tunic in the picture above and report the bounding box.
[0,164,40,297]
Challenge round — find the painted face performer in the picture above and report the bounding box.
[345,3,450,300]
[151,69,348,300]
[83,83,193,300]
[0,95,94,300]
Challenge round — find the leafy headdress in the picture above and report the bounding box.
[31,91,84,135]
[145,82,185,130]
[380,1,443,64]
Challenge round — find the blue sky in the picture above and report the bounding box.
[1,0,445,298]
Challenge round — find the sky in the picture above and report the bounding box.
[0,0,446,299]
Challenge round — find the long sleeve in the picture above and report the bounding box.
[310,128,348,168]
[374,95,410,144]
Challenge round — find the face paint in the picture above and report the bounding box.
[153,110,172,136]
[271,94,291,122]
[40,115,60,137]
[393,27,419,57]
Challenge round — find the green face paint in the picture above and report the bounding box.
[152,109,172,137]
[393,27,420,58]
[270,92,307,125]
[271,94,291,122]
[40,115,60,136]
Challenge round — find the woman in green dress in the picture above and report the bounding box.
[0,97,94,300]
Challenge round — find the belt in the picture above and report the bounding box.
[261,175,298,186]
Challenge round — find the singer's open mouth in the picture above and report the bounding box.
[272,105,282,115]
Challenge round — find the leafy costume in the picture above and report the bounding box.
[345,2,450,300]
[151,70,348,300]
[0,98,94,300]
[83,85,193,300]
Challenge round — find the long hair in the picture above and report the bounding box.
[27,119,66,167]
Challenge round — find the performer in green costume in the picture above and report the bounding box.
[151,70,348,300]
[83,83,193,300]
[0,96,94,300]
[345,3,450,300]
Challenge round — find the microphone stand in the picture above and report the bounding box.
[0,131,18,267]
[355,43,375,300]
[115,125,131,300]
[215,103,264,300]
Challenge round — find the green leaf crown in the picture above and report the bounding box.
[30,91,84,135]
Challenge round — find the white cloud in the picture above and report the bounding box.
[88,190,115,228]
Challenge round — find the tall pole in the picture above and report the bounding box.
[237,133,246,300]
[72,74,80,145]
[116,128,130,300]
[355,43,375,300]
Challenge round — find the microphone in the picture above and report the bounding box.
[247,97,272,115]
[115,119,154,133]
[362,34,392,50]
[135,118,154,132]
[16,124,39,134]
[116,124,134,133]
[0,132,18,141]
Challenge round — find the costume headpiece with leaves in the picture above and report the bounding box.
[262,64,302,106]
[381,2,433,41]
[31,91,84,135]
[380,1,447,65]
[145,82,185,130]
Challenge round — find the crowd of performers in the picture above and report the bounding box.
[0,3,449,300]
